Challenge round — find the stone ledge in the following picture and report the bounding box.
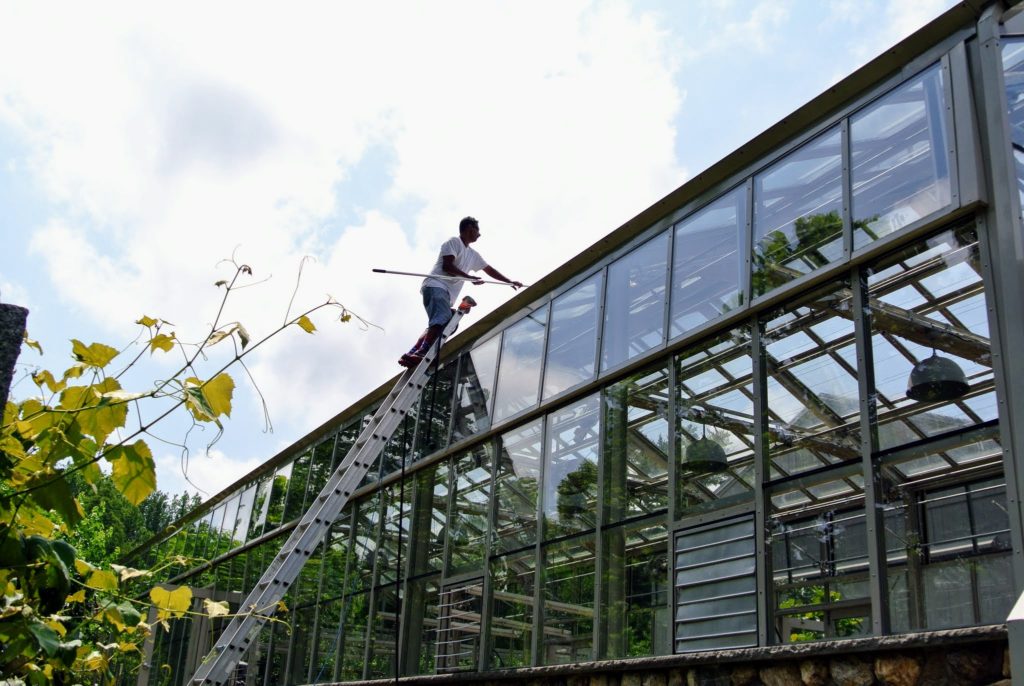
[315,625,1007,686]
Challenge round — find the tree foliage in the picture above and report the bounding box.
[0,260,370,684]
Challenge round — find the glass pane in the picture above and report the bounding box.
[494,420,542,553]
[676,327,756,516]
[489,549,536,669]
[264,462,294,531]
[246,476,272,540]
[447,445,493,574]
[602,233,670,370]
[852,64,951,247]
[338,592,370,680]
[368,584,401,679]
[763,284,862,478]
[1003,39,1024,210]
[404,576,441,676]
[493,308,548,423]
[604,366,670,522]
[309,598,343,681]
[753,125,843,296]
[282,449,313,522]
[868,226,995,451]
[769,463,870,643]
[321,505,354,600]
[543,273,602,399]
[670,186,746,337]
[882,437,1011,632]
[349,494,380,592]
[407,463,448,577]
[435,579,483,673]
[376,483,410,585]
[541,534,595,665]
[543,395,601,540]
[602,518,669,659]
[452,335,501,440]
[414,358,457,459]
[380,410,418,478]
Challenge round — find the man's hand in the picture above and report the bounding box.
[473,279,486,286]
[510,280,523,290]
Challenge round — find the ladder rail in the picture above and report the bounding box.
[189,297,476,685]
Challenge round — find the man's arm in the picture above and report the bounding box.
[442,255,485,285]
[483,266,523,290]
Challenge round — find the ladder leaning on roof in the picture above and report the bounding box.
[189,295,478,686]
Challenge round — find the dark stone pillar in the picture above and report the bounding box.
[0,303,29,403]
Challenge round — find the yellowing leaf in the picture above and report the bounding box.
[14,509,58,536]
[23,331,43,354]
[236,323,250,349]
[32,370,65,393]
[82,650,108,672]
[296,315,316,334]
[46,619,67,637]
[88,569,118,592]
[107,440,156,505]
[67,590,86,603]
[102,606,127,632]
[149,333,175,354]
[150,585,192,621]
[136,315,158,328]
[74,559,94,576]
[203,373,234,418]
[62,364,85,381]
[203,598,230,618]
[99,389,149,403]
[59,379,128,445]
[70,339,119,368]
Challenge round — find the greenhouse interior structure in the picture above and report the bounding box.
[127,2,1024,684]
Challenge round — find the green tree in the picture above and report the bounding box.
[0,259,371,685]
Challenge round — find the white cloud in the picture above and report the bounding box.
[0,1,684,484]
[155,447,264,500]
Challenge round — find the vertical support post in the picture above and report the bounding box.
[750,317,770,646]
[852,269,890,635]
[971,4,1024,591]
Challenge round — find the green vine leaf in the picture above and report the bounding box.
[87,569,118,592]
[28,622,60,657]
[26,473,83,528]
[59,379,128,445]
[106,440,156,505]
[70,340,119,369]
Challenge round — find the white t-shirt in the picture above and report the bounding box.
[421,236,488,304]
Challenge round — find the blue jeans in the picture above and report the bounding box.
[422,287,453,327]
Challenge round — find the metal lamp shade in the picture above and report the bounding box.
[683,437,728,474]
[906,352,969,402]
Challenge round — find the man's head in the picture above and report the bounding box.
[459,216,481,244]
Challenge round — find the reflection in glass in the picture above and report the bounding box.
[368,584,401,678]
[602,518,669,658]
[670,187,746,337]
[349,494,381,592]
[246,476,273,540]
[309,598,343,681]
[543,273,602,400]
[406,463,448,577]
[305,435,343,518]
[494,421,542,553]
[403,576,441,675]
[282,449,313,522]
[753,126,843,296]
[868,226,995,451]
[493,309,548,423]
[604,367,669,522]
[852,64,951,248]
[674,518,756,652]
[488,549,536,669]
[453,336,501,440]
[769,463,870,643]
[264,462,294,530]
[376,483,410,585]
[543,395,601,540]
[602,233,670,370]
[763,285,861,478]
[1003,39,1024,210]
[233,484,258,548]
[676,328,756,516]
[321,505,354,600]
[338,591,370,680]
[541,535,595,665]
[447,446,493,574]
[414,359,457,459]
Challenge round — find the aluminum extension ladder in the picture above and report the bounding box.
[189,296,477,686]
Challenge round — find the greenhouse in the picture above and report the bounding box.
[127,2,1024,684]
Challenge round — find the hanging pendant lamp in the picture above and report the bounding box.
[683,424,727,474]
[906,350,969,402]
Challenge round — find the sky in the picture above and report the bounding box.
[0,0,958,499]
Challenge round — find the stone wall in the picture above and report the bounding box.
[325,626,1009,686]
[0,303,28,403]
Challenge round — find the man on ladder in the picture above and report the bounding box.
[400,215,523,367]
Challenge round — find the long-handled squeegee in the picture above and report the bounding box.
[372,268,527,287]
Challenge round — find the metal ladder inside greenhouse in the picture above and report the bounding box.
[189,296,478,686]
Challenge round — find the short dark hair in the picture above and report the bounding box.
[459,216,479,233]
